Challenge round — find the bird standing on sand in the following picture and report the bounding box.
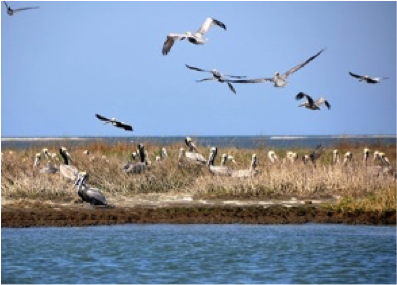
[95,114,133,131]
[295,92,331,110]
[349,72,388,84]
[4,1,39,16]
[74,172,109,206]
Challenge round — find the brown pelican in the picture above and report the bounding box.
[207,147,232,176]
[184,137,206,163]
[231,154,259,178]
[363,148,370,165]
[343,151,353,166]
[83,150,90,155]
[286,151,299,163]
[374,152,391,167]
[185,64,246,94]
[302,154,311,164]
[162,17,226,56]
[267,150,279,164]
[295,92,330,110]
[229,49,325,87]
[332,149,340,165]
[309,145,324,166]
[178,148,206,165]
[74,172,109,206]
[124,144,147,173]
[349,72,388,84]
[33,153,41,168]
[4,1,39,16]
[42,148,51,160]
[95,114,133,131]
[161,147,168,159]
[59,147,78,181]
[368,152,394,177]
[221,154,237,166]
[39,161,59,174]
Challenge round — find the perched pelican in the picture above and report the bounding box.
[268,150,279,164]
[186,64,246,94]
[39,161,59,174]
[59,147,78,181]
[207,147,232,176]
[302,154,311,164]
[74,172,109,206]
[178,148,206,165]
[332,149,340,165]
[343,152,353,166]
[295,92,331,110]
[162,17,226,56]
[184,137,206,163]
[33,153,41,168]
[349,72,388,84]
[42,148,51,160]
[161,147,168,159]
[124,144,147,173]
[309,145,324,166]
[185,137,199,152]
[4,1,39,16]
[368,152,394,177]
[376,152,391,167]
[286,151,299,163]
[220,154,237,166]
[231,154,259,178]
[83,150,90,155]
[95,114,133,131]
[363,148,370,165]
[229,49,325,87]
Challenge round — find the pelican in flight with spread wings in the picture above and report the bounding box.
[162,17,226,56]
[4,1,39,16]
[348,72,389,84]
[95,114,133,131]
[186,64,246,94]
[295,92,330,110]
[229,49,325,88]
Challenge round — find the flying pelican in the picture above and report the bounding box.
[74,172,109,206]
[295,92,331,110]
[124,144,147,173]
[268,150,279,165]
[59,147,78,181]
[229,49,325,87]
[220,154,237,166]
[185,64,246,94]
[207,147,232,176]
[332,149,340,165]
[231,153,259,178]
[3,1,39,16]
[363,148,370,165]
[162,17,226,56]
[349,72,388,84]
[33,153,41,168]
[343,152,353,166]
[95,114,133,131]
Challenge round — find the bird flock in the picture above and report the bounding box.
[4,5,393,207]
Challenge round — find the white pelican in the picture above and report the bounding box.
[231,154,259,178]
[59,147,78,181]
[186,64,246,94]
[349,72,388,84]
[295,92,330,110]
[267,150,279,164]
[229,49,325,87]
[74,172,108,206]
[207,147,232,176]
[95,114,133,131]
[4,1,39,16]
[162,17,226,55]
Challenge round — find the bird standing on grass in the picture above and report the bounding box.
[59,147,78,181]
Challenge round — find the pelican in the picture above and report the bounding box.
[332,149,340,165]
[4,1,39,16]
[124,144,147,173]
[349,72,388,84]
[162,17,226,56]
[74,172,109,206]
[309,145,324,166]
[185,137,199,152]
[363,148,370,165]
[343,152,353,166]
[220,154,237,166]
[59,147,78,181]
[184,137,206,163]
[178,148,206,165]
[42,148,51,160]
[376,152,391,167]
[39,161,59,174]
[302,154,311,164]
[295,92,331,110]
[186,64,246,94]
[161,147,168,160]
[207,147,232,176]
[83,150,90,155]
[229,49,325,87]
[268,150,279,164]
[286,151,299,163]
[95,114,133,131]
[33,153,41,168]
[231,154,259,178]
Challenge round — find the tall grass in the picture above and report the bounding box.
[1,141,396,211]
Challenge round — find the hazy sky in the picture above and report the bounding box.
[2,1,396,137]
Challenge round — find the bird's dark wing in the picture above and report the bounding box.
[348,72,363,79]
[196,78,215,83]
[197,17,227,34]
[223,74,247,79]
[115,121,133,131]
[324,100,331,110]
[228,77,272,84]
[4,2,9,9]
[284,48,325,78]
[227,82,236,94]
[13,6,39,12]
[185,64,212,73]
[295,92,307,100]
[162,34,185,56]
[95,114,110,122]
[211,18,227,30]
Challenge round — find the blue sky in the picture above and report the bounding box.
[2,1,396,137]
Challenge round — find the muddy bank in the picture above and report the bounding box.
[2,200,395,227]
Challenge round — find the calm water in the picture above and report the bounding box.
[2,135,396,150]
[2,224,396,284]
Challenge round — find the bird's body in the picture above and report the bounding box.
[231,154,259,178]
[95,114,133,131]
[186,64,246,94]
[332,149,340,165]
[162,17,226,55]
[309,145,324,166]
[124,144,148,173]
[39,162,59,174]
[343,152,353,166]
[4,1,39,16]
[59,147,78,181]
[363,148,370,165]
[178,148,206,165]
[207,147,232,176]
[75,172,108,206]
[229,49,325,87]
[349,72,388,84]
[295,92,331,110]
[33,153,41,168]
[268,150,279,164]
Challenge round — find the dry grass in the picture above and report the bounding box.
[1,141,396,211]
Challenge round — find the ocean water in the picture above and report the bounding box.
[1,135,396,150]
[2,224,396,284]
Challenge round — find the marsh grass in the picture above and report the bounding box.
[1,141,396,211]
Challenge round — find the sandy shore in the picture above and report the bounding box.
[2,195,395,227]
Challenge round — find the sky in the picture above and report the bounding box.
[1,1,396,137]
